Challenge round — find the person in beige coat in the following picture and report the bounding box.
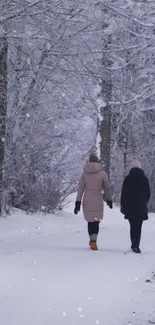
[74,153,112,250]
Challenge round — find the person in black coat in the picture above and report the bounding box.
[120,161,150,253]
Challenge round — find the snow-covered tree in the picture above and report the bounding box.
[0,36,8,214]
[1,0,101,212]
[1,0,155,213]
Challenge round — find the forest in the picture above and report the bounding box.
[0,0,155,213]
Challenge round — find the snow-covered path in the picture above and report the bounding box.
[0,201,155,325]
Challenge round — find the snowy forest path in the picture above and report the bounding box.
[0,205,155,325]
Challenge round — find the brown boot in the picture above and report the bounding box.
[89,241,98,250]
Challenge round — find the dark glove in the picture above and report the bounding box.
[74,201,81,215]
[107,200,113,209]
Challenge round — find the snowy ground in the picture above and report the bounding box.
[0,196,155,325]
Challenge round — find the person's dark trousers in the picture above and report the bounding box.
[129,219,143,249]
[88,221,100,242]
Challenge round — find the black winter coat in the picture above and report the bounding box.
[120,168,150,221]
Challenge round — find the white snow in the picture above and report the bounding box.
[0,196,155,325]
[96,132,101,158]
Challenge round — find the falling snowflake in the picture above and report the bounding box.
[27,57,31,65]
[32,278,35,282]
[26,113,30,118]
[46,42,51,50]
[78,307,82,312]
[62,312,66,317]
[96,320,100,324]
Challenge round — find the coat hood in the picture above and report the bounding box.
[84,162,102,174]
[129,167,144,178]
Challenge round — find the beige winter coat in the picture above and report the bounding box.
[76,162,112,222]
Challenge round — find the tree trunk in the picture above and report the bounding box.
[100,34,112,178]
[0,37,8,214]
